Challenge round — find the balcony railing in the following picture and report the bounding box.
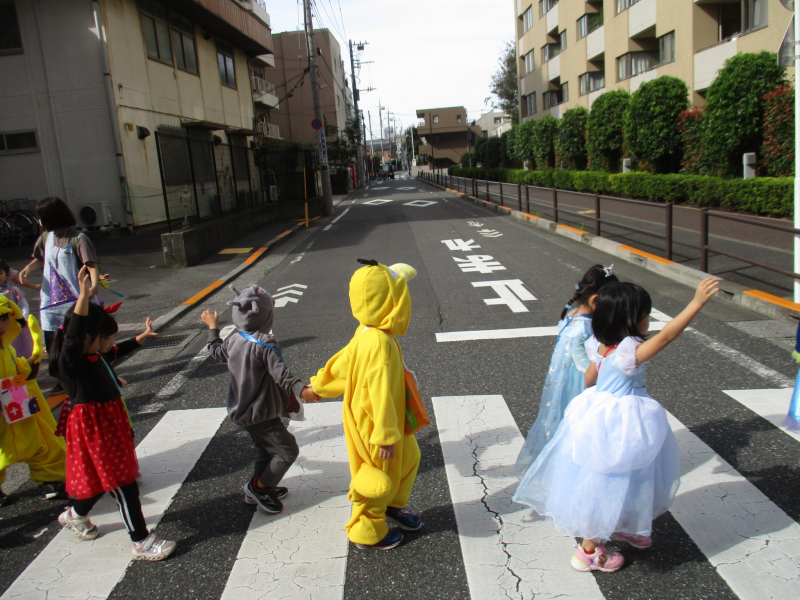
[251,75,276,96]
[257,121,280,139]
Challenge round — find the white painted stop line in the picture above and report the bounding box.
[723,388,800,444]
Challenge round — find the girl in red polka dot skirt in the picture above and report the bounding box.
[49,267,175,561]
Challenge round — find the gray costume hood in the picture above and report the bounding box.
[227,284,273,333]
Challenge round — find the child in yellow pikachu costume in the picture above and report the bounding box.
[0,296,66,505]
[311,259,422,550]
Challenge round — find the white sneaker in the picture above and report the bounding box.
[131,533,176,561]
[58,507,99,541]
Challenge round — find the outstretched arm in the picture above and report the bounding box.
[636,278,718,365]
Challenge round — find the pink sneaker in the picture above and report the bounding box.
[611,532,652,550]
[571,545,624,573]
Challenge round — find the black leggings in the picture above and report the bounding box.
[72,482,149,543]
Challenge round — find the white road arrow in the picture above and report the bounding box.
[273,284,307,308]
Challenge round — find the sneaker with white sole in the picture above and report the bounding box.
[131,533,176,561]
[58,507,99,541]
[42,481,67,500]
[355,529,403,550]
[386,506,423,531]
[611,531,652,550]
[242,480,283,514]
[244,482,287,505]
[571,545,624,573]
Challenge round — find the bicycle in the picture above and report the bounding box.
[0,199,40,248]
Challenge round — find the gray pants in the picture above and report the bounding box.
[242,417,299,488]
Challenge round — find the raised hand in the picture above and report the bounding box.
[201,309,219,329]
[693,277,719,307]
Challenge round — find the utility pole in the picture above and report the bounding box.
[360,109,368,184]
[368,111,375,179]
[378,101,385,166]
[303,0,333,215]
[410,125,416,170]
[349,40,367,189]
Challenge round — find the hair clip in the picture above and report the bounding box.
[58,325,65,331]
[603,264,614,277]
[575,284,580,289]
[565,304,571,309]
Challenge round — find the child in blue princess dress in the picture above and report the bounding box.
[515,265,618,478]
[514,277,718,573]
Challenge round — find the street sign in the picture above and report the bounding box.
[317,129,328,167]
[779,16,795,66]
[311,118,322,130]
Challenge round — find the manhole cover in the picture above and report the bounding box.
[142,333,191,349]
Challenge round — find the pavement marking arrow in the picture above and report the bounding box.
[277,284,308,291]
[274,297,299,307]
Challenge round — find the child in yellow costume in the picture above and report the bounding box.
[0,296,66,505]
[312,259,422,550]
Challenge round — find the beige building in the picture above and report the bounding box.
[515,0,793,122]
[416,106,481,171]
[476,109,513,138]
[269,29,354,146]
[0,0,276,228]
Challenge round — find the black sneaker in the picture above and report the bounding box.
[355,529,403,550]
[0,490,10,507]
[386,506,423,531]
[244,484,288,504]
[42,481,67,500]
[242,481,282,514]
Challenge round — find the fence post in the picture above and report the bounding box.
[228,143,239,210]
[243,146,254,208]
[211,141,222,215]
[594,194,601,236]
[154,131,172,233]
[525,185,529,213]
[700,207,709,273]
[472,177,476,198]
[499,181,503,206]
[517,183,522,211]
[486,179,489,201]
[553,188,558,223]
[185,135,201,224]
[665,202,673,261]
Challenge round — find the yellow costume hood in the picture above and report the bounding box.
[349,260,415,336]
[0,296,23,346]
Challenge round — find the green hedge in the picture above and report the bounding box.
[448,167,793,217]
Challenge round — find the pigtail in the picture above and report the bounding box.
[48,319,69,379]
[561,264,621,320]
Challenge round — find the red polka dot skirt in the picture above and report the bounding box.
[65,399,139,500]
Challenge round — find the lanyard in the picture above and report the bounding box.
[238,331,284,361]
[597,344,618,371]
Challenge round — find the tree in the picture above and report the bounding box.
[485,137,503,168]
[587,89,629,172]
[703,51,786,177]
[515,119,537,166]
[556,107,588,170]
[761,84,794,178]
[324,117,360,166]
[404,126,421,162]
[490,40,518,119]
[474,137,489,165]
[531,115,559,170]
[624,76,689,173]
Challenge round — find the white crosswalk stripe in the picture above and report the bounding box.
[2,408,227,600]
[220,402,350,600]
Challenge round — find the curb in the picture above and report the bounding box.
[420,178,800,323]
[151,194,353,333]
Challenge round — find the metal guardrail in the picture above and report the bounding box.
[250,75,276,97]
[421,172,674,260]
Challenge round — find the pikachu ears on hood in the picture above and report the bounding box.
[356,259,417,283]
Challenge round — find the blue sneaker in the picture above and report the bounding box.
[355,529,403,550]
[386,506,423,531]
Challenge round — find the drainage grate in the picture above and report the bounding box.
[142,333,191,350]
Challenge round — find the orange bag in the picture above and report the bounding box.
[403,368,430,435]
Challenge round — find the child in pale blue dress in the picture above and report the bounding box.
[514,278,719,573]
[515,265,618,477]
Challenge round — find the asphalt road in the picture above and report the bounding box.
[1,174,798,600]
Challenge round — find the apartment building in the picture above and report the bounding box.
[515,0,793,122]
[476,109,513,137]
[269,29,354,146]
[416,106,481,171]
[0,0,280,227]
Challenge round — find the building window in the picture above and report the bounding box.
[615,0,641,15]
[659,31,675,66]
[577,12,604,41]
[0,130,39,155]
[140,1,173,65]
[524,50,535,74]
[433,115,439,124]
[171,14,198,74]
[579,72,605,95]
[217,40,236,88]
[540,0,559,17]
[524,93,537,117]
[0,0,23,55]
[457,114,462,124]
[522,6,534,33]
[743,0,768,34]
[543,86,565,110]
[542,31,566,63]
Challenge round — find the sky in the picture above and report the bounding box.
[267,0,515,137]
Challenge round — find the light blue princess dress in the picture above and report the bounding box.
[515,310,592,478]
[513,336,681,541]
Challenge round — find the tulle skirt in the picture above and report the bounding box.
[513,387,680,541]
[784,368,800,431]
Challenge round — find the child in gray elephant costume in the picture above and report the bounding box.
[201,284,319,514]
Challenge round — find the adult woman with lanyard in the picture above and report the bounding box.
[19,197,102,352]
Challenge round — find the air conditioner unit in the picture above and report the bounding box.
[269,185,279,202]
[77,202,114,228]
